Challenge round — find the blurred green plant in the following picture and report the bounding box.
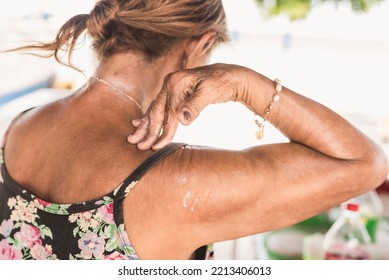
[255,0,383,20]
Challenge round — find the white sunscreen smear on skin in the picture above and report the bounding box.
[191,198,200,212]
[183,191,200,212]
[183,191,191,208]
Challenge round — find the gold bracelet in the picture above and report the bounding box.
[255,79,282,139]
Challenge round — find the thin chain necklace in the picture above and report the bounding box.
[92,76,143,111]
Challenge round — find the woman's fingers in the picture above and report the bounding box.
[132,118,142,127]
[128,88,169,150]
[136,104,166,150]
[152,115,179,150]
[127,117,150,144]
[177,85,210,126]
[128,64,238,150]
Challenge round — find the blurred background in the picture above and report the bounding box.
[1,0,389,259]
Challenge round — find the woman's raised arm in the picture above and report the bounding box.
[128,63,386,169]
[124,63,388,257]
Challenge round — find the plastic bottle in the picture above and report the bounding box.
[354,190,383,242]
[323,203,372,260]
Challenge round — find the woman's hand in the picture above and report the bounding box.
[127,63,244,150]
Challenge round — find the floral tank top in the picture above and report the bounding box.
[0,113,212,260]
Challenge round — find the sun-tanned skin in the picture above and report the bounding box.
[3,32,388,259]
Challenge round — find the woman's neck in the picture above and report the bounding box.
[92,51,184,112]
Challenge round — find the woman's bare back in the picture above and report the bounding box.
[3,91,153,204]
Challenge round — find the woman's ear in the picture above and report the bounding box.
[184,31,217,69]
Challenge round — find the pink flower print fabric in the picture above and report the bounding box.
[0,143,211,259]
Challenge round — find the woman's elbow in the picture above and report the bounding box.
[358,144,389,192]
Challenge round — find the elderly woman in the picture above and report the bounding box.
[0,0,387,260]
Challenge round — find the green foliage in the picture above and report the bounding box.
[255,0,383,20]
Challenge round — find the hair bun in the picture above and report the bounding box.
[87,0,120,39]
[13,0,228,67]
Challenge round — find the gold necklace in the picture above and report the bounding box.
[92,76,143,111]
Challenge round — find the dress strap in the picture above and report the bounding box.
[113,143,186,223]
[122,142,186,191]
[112,142,210,260]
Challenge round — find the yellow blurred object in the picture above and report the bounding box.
[51,80,76,90]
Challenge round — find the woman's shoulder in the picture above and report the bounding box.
[2,94,157,204]
[3,97,69,142]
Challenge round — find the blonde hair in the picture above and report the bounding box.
[11,0,228,68]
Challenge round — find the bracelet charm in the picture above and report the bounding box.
[255,79,282,139]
